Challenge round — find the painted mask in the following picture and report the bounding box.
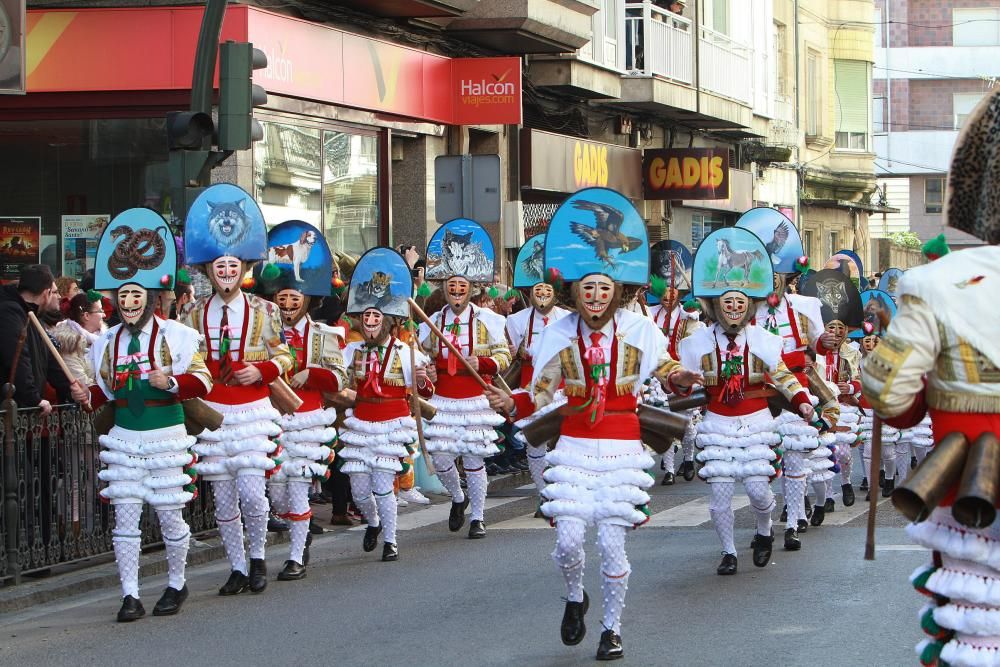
[862,335,880,353]
[575,273,618,329]
[361,308,390,344]
[530,283,555,313]
[117,284,155,331]
[661,286,681,312]
[445,276,471,313]
[825,321,848,347]
[715,290,753,334]
[276,289,310,327]
[208,256,246,298]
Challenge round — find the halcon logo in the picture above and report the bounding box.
[264,43,294,83]
[459,69,516,107]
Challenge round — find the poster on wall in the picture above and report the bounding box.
[0,216,40,281]
[0,0,25,95]
[62,214,109,279]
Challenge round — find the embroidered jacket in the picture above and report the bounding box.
[419,304,511,399]
[282,316,348,411]
[505,305,570,388]
[344,338,433,421]
[648,304,704,359]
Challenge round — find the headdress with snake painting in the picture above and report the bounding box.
[94,208,177,291]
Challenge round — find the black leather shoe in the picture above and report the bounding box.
[678,460,696,481]
[486,462,500,476]
[218,570,250,596]
[303,532,313,567]
[911,455,918,470]
[267,515,289,532]
[797,519,808,534]
[382,542,399,562]
[859,477,869,492]
[751,531,774,567]
[804,496,813,519]
[716,553,737,575]
[660,472,675,486]
[882,477,895,498]
[560,590,589,646]
[116,595,145,622]
[784,528,801,551]
[810,504,826,526]
[779,505,788,523]
[248,558,267,593]
[824,498,835,513]
[152,585,187,616]
[363,524,382,552]
[468,519,486,539]
[596,629,624,661]
[448,497,470,532]
[513,459,529,472]
[276,560,306,581]
[308,520,325,535]
[534,507,546,519]
[842,483,856,507]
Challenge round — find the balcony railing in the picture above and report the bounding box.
[625,3,693,84]
[698,25,751,104]
[623,2,752,106]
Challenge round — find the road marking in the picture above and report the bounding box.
[875,544,928,552]
[647,495,750,527]
[821,497,892,526]
[349,494,529,532]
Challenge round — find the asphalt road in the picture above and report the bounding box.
[0,454,925,666]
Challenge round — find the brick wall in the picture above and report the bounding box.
[906,0,1000,47]
[873,78,911,130]
[908,78,993,130]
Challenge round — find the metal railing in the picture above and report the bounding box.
[625,3,694,84]
[1,400,217,584]
[698,25,751,104]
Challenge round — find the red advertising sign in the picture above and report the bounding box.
[0,216,40,281]
[17,6,521,126]
[643,148,730,200]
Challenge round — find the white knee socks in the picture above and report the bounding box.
[745,479,775,536]
[463,455,487,522]
[286,482,311,565]
[709,481,736,555]
[349,472,380,528]
[662,445,676,474]
[783,452,806,529]
[552,519,586,603]
[372,471,398,545]
[432,454,465,504]
[597,523,630,635]
[212,479,247,575]
[526,444,548,493]
[156,508,190,590]
[112,503,143,598]
[237,476,269,560]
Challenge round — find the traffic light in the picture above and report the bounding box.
[218,41,268,151]
[166,111,214,150]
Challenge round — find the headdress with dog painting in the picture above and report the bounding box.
[851,289,896,339]
[543,187,649,285]
[346,247,413,319]
[256,220,332,297]
[95,208,176,291]
[184,183,267,264]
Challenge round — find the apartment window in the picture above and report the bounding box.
[925,178,944,214]
[692,214,726,249]
[873,97,886,133]
[954,8,1000,46]
[873,8,883,48]
[954,92,986,129]
[827,231,840,260]
[806,50,821,137]
[775,23,789,98]
[702,0,730,36]
[802,229,815,260]
[834,59,870,151]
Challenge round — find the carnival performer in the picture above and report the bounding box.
[862,89,1000,667]
[645,240,703,485]
[419,218,510,539]
[506,235,570,503]
[490,188,701,660]
[255,220,346,580]
[855,320,902,500]
[802,269,864,512]
[339,247,431,561]
[180,184,293,595]
[737,209,837,541]
[88,209,211,621]
[678,226,814,575]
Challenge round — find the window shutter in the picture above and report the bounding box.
[834,60,869,133]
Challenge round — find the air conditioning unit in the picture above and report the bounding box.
[503,200,524,249]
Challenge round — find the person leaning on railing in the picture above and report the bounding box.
[0,264,89,414]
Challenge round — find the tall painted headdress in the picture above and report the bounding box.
[512,234,547,288]
[691,227,773,299]
[834,249,865,283]
[255,220,332,297]
[824,251,864,289]
[345,247,413,318]
[851,288,896,339]
[878,267,904,299]
[799,268,863,327]
[543,187,649,285]
[184,183,268,265]
[647,239,693,305]
[424,218,495,283]
[734,207,807,275]
[95,208,177,291]
[946,87,1000,244]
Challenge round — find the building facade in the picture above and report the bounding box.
[873,0,996,255]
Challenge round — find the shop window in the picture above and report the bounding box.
[323,131,379,257]
[925,178,944,214]
[691,214,726,248]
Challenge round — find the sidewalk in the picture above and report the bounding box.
[0,470,532,613]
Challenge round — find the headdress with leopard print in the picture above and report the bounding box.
[947,88,1000,244]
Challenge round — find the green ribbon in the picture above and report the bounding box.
[721,355,743,379]
[120,334,145,416]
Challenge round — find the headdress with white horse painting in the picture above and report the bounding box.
[691,227,773,299]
